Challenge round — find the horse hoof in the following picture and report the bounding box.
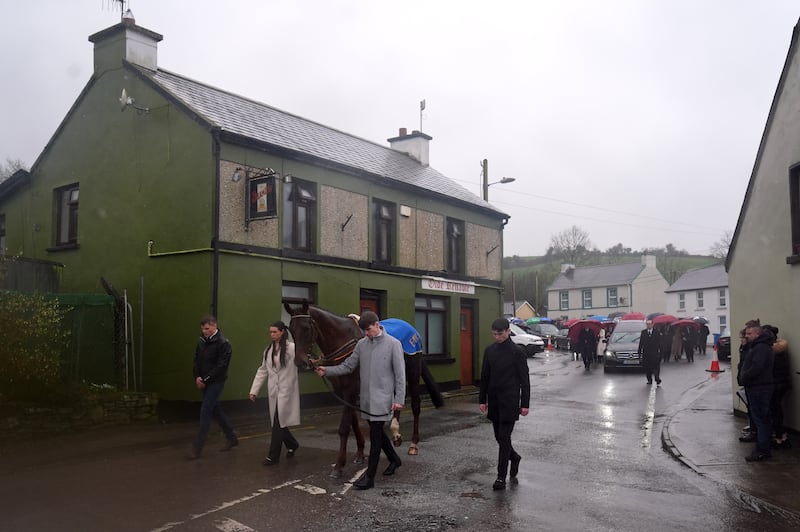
[353,455,365,465]
[408,445,418,456]
[392,435,402,447]
[329,469,342,479]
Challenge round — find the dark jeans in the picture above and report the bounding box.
[365,420,401,479]
[193,381,235,450]
[492,420,520,480]
[268,409,299,461]
[747,386,773,455]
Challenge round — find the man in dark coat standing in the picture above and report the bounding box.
[638,319,662,385]
[577,325,597,370]
[739,320,774,462]
[479,318,531,491]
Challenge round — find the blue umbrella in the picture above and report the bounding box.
[587,315,609,322]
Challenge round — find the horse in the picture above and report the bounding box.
[284,301,444,479]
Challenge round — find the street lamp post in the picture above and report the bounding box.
[482,158,515,201]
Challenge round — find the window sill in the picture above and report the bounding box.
[47,243,80,252]
[422,355,455,365]
[786,254,800,265]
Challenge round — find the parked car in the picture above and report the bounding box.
[603,320,646,372]
[509,323,546,357]
[717,327,731,361]
[527,322,561,348]
[553,328,572,351]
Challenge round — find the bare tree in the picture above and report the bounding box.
[0,158,27,182]
[709,230,733,261]
[549,225,592,265]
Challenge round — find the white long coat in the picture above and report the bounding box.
[249,341,301,428]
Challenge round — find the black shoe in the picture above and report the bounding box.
[773,439,792,450]
[220,437,239,452]
[510,454,521,478]
[187,446,202,460]
[656,379,661,385]
[353,475,374,490]
[383,460,402,476]
[739,434,757,443]
[745,451,771,462]
[287,445,299,459]
[262,457,278,466]
[647,380,653,385]
[492,478,506,490]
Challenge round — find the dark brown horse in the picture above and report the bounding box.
[284,301,444,479]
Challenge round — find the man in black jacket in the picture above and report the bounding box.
[189,315,238,459]
[739,321,774,462]
[479,318,531,491]
[638,319,663,385]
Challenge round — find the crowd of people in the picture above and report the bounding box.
[737,319,792,462]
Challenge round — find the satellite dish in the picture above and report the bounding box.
[119,88,130,111]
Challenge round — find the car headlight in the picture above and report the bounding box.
[605,350,618,360]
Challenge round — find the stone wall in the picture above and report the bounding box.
[0,392,158,437]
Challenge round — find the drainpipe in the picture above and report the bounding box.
[211,130,222,316]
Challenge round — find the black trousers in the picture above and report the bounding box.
[492,419,520,480]
[366,420,401,479]
[268,409,298,462]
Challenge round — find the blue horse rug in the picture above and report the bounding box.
[381,318,423,355]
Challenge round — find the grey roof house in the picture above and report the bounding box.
[665,263,728,333]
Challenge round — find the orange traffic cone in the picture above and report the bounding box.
[547,338,553,351]
[705,348,725,373]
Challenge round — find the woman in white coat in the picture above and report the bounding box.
[249,321,301,466]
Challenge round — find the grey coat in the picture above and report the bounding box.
[324,328,406,421]
[249,341,301,428]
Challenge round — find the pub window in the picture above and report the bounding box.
[446,218,465,274]
[281,282,316,324]
[283,179,316,251]
[415,295,447,355]
[582,289,592,309]
[55,183,79,246]
[373,199,395,264]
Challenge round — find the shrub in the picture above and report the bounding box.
[0,291,72,402]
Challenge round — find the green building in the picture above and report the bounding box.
[0,16,510,404]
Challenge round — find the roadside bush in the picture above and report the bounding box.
[0,291,72,402]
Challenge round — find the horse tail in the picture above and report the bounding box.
[420,360,445,408]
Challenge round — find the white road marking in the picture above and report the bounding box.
[641,383,657,449]
[149,479,301,531]
[213,517,255,532]
[294,483,327,495]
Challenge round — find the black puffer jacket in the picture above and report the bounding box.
[738,333,774,389]
[772,338,792,389]
[193,331,232,384]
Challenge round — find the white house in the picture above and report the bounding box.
[665,263,729,335]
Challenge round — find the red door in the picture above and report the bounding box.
[459,304,474,385]
[360,299,379,316]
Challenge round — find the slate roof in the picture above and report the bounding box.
[135,66,506,216]
[665,263,727,292]
[547,262,645,291]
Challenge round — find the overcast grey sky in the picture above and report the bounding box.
[2,1,799,257]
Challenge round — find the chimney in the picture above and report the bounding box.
[88,15,163,73]
[560,263,575,274]
[387,128,432,166]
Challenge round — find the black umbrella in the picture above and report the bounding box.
[692,316,709,324]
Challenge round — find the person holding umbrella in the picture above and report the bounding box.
[577,325,597,371]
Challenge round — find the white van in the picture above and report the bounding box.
[509,323,546,358]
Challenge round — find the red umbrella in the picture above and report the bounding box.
[620,312,646,321]
[672,319,701,330]
[652,314,678,325]
[567,320,601,342]
[563,318,580,328]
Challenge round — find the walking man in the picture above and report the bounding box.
[479,318,531,491]
[189,315,238,459]
[315,311,405,490]
[638,319,662,385]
